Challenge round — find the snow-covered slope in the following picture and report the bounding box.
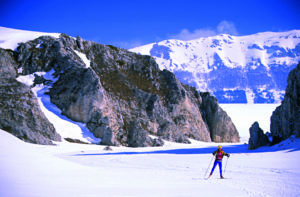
[131,30,300,103]
[1,128,300,197]
[0,26,60,50]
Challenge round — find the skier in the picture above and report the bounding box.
[208,145,230,179]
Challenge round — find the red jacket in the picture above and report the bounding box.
[213,150,229,161]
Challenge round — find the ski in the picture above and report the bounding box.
[205,175,212,180]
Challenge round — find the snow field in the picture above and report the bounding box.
[1,129,300,197]
[220,104,280,142]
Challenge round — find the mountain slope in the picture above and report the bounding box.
[0,27,239,146]
[130,30,300,103]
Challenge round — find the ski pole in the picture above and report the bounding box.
[204,155,215,178]
[223,156,229,175]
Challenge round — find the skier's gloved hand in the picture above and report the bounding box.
[227,153,230,157]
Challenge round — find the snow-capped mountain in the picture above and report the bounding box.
[130,30,300,103]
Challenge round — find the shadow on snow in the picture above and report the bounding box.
[73,143,300,157]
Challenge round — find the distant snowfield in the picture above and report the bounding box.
[220,104,280,142]
[1,129,300,197]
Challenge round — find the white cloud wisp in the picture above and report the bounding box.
[170,20,239,41]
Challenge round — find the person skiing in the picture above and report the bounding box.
[209,145,230,179]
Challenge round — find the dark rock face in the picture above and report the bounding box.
[248,122,270,150]
[0,49,17,78]
[0,48,61,145]
[1,34,240,147]
[270,63,300,141]
[126,121,156,147]
[200,92,240,142]
[270,135,283,146]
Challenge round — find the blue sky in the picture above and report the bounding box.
[0,0,299,49]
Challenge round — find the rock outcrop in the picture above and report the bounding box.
[200,92,240,142]
[0,48,61,145]
[248,122,270,150]
[270,63,300,141]
[0,33,240,146]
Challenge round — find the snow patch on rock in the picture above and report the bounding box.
[16,69,100,144]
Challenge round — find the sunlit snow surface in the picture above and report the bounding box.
[0,129,300,197]
[0,26,60,50]
[220,104,280,142]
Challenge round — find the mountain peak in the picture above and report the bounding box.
[130,30,300,103]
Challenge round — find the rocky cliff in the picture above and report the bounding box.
[248,122,270,150]
[270,63,300,140]
[200,92,240,142]
[0,48,61,145]
[0,33,239,146]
